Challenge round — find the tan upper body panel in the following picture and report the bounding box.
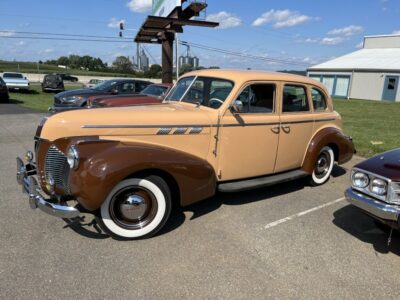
[40,69,343,181]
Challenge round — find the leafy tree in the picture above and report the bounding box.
[144,64,162,78]
[112,56,134,73]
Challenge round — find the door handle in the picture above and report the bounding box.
[271,125,280,134]
[281,125,290,133]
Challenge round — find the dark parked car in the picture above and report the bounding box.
[41,74,64,93]
[89,83,172,107]
[57,73,78,82]
[346,148,400,230]
[0,77,9,102]
[50,79,153,112]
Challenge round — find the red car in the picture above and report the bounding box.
[346,148,400,230]
[88,83,172,107]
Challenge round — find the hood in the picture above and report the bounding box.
[40,102,215,141]
[94,95,161,107]
[56,88,105,98]
[355,148,400,181]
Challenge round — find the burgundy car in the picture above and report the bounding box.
[88,83,172,107]
[346,149,400,229]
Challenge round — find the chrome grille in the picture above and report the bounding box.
[45,145,71,193]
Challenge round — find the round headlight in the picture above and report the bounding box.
[67,145,79,169]
[370,178,387,196]
[352,172,369,188]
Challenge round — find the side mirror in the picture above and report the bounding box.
[111,88,118,95]
[230,100,243,113]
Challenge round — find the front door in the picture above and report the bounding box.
[274,84,314,173]
[217,83,280,181]
[382,76,399,101]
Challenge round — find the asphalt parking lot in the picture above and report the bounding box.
[1,104,399,299]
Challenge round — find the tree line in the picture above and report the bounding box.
[45,55,220,78]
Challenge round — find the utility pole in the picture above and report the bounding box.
[175,33,179,80]
[37,61,40,82]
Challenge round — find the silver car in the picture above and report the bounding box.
[2,72,30,91]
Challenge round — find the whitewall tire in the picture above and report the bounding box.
[97,176,171,240]
[309,146,335,186]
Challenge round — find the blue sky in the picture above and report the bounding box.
[0,0,399,70]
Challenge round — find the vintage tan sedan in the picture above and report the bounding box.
[16,69,354,239]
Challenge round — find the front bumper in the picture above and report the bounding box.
[16,155,80,219]
[345,187,400,222]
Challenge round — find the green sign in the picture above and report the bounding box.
[152,0,181,17]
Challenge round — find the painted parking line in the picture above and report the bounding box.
[264,197,345,229]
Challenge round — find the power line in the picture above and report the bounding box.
[0,30,134,40]
[0,36,132,43]
[180,41,309,67]
[142,45,157,65]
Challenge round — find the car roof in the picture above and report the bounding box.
[182,69,326,89]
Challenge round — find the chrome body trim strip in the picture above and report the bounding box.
[173,128,188,135]
[345,188,400,221]
[157,128,172,135]
[81,118,337,129]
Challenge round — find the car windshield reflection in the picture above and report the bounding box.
[165,76,234,109]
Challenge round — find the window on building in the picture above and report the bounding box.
[335,77,350,97]
[235,84,275,113]
[311,88,327,111]
[282,85,309,113]
[388,78,396,90]
[322,77,335,95]
[310,75,321,82]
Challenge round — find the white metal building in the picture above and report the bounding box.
[307,34,400,101]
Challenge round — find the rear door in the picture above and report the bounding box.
[274,83,314,173]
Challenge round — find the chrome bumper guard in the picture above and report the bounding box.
[345,187,400,222]
[16,156,80,219]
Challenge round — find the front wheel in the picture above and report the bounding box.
[308,146,334,186]
[97,176,172,240]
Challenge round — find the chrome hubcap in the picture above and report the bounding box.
[109,186,158,230]
[120,195,147,221]
[314,151,331,179]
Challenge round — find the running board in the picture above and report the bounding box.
[217,169,308,193]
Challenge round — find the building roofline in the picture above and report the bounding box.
[364,33,400,39]
[307,68,400,74]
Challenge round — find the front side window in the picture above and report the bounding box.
[282,85,309,113]
[117,82,135,93]
[165,76,234,109]
[311,88,327,111]
[235,84,275,113]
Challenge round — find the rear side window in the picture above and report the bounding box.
[311,88,327,111]
[282,85,309,113]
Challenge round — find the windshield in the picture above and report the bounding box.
[165,76,234,109]
[3,73,23,79]
[140,85,168,97]
[92,80,119,91]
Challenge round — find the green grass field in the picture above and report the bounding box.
[8,83,81,112]
[0,60,130,77]
[7,86,400,158]
[333,98,400,157]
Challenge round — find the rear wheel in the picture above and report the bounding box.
[308,146,334,186]
[97,176,171,240]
